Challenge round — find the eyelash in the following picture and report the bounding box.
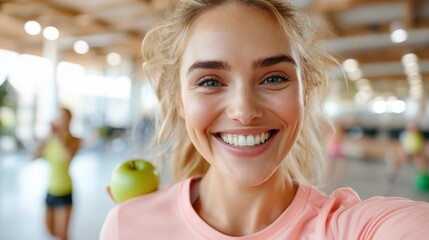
[196,76,223,88]
[195,73,289,88]
[261,73,289,85]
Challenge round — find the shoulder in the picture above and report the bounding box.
[101,178,194,239]
[336,194,429,221]
[321,188,429,239]
[300,185,361,210]
[269,185,361,238]
[298,185,429,239]
[115,179,184,217]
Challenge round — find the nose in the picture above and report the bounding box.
[226,85,263,125]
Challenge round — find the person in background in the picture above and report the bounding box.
[101,0,429,239]
[33,107,81,240]
[326,123,348,190]
[387,121,428,189]
[400,122,427,172]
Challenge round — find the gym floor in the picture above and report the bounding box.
[1,139,428,240]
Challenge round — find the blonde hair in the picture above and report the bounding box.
[142,0,333,186]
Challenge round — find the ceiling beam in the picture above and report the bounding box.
[367,73,429,82]
[324,27,429,55]
[330,59,429,80]
[335,46,429,65]
[404,0,416,28]
[313,0,403,12]
[313,0,354,12]
[321,12,342,36]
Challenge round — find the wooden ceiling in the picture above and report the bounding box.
[314,1,429,61]
[0,0,428,95]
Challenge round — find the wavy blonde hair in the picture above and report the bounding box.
[142,0,333,186]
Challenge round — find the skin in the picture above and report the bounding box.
[45,206,72,240]
[179,3,304,236]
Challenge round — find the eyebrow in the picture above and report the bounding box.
[186,54,296,76]
[187,60,230,76]
[252,55,296,69]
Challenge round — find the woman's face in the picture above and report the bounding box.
[179,3,304,186]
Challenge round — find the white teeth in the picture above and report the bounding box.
[246,135,255,146]
[238,135,246,146]
[220,131,272,147]
[233,136,238,146]
[255,135,261,144]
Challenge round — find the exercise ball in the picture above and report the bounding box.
[414,173,429,191]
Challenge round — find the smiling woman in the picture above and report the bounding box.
[100,1,429,239]
[144,0,328,186]
[178,4,304,187]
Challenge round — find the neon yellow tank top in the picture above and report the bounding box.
[400,132,424,154]
[42,136,73,196]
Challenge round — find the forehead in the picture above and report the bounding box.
[181,3,293,68]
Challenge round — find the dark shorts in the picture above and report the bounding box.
[45,193,73,208]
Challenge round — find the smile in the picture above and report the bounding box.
[218,130,276,147]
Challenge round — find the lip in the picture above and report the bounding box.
[217,128,272,135]
[214,129,279,157]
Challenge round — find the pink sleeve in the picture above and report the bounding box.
[333,197,429,239]
[100,207,119,240]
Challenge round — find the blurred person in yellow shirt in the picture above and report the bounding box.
[387,121,428,190]
[33,107,81,240]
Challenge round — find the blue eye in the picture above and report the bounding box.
[263,74,289,85]
[197,77,222,88]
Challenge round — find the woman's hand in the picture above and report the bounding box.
[106,186,117,203]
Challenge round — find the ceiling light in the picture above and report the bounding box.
[342,59,359,73]
[354,91,371,104]
[43,26,59,40]
[389,99,406,114]
[106,52,122,66]
[346,69,363,81]
[390,29,408,43]
[371,97,387,114]
[356,78,370,87]
[401,53,418,66]
[410,86,423,99]
[407,74,422,84]
[73,40,89,54]
[24,21,41,35]
[359,85,372,92]
[390,21,408,43]
[404,62,420,76]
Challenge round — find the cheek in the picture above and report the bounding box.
[283,98,303,122]
[270,90,304,125]
[182,95,219,133]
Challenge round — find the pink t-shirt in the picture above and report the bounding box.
[100,178,429,239]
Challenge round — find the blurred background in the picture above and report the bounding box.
[0,0,428,239]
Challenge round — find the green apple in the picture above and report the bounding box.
[110,159,160,203]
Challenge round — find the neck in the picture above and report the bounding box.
[193,169,297,236]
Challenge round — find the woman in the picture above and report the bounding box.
[101,1,429,239]
[33,107,81,240]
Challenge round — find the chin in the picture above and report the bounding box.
[229,168,275,187]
